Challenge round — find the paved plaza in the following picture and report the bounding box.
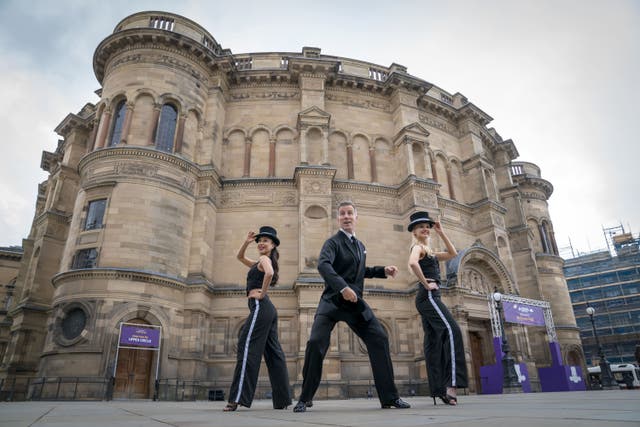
[1,390,638,427]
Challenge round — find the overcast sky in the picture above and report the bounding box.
[1,0,638,257]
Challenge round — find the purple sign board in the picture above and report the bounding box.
[503,302,545,326]
[119,324,161,349]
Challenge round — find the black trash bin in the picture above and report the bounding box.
[208,389,225,401]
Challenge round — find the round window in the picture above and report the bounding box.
[62,308,87,340]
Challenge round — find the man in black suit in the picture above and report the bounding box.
[293,201,410,412]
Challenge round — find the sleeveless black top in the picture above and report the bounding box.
[416,249,441,297]
[246,263,264,294]
[418,253,441,281]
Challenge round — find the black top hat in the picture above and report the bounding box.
[407,211,435,231]
[255,225,280,246]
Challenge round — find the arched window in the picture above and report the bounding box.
[539,223,550,253]
[539,221,558,255]
[155,103,178,152]
[108,100,127,147]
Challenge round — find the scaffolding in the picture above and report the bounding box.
[560,223,639,260]
[603,223,640,257]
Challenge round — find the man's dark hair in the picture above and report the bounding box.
[337,201,357,215]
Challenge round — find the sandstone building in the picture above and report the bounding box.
[0,11,584,399]
[0,246,22,371]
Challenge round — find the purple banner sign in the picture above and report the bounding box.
[503,302,545,326]
[119,324,161,349]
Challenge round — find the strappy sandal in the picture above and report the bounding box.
[223,402,238,412]
[433,394,457,405]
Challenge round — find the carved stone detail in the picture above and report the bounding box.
[459,267,490,294]
[113,162,159,177]
[326,92,390,112]
[220,190,297,207]
[415,191,438,208]
[418,113,461,137]
[304,180,330,195]
[108,52,210,85]
[229,91,299,101]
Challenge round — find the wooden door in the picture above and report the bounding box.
[114,347,152,399]
[469,332,484,394]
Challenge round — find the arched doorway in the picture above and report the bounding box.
[469,331,485,393]
[114,318,154,399]
[567,349,580,366]
[447,244,517,394]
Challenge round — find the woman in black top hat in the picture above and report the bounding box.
[224,226,292,411]
[407,212,468,405]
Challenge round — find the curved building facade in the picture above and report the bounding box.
[1,11,584,399]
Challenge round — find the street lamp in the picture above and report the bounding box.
[492,288,522,390]
[586,305,615,388]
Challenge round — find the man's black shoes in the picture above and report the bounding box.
[381,398,411,409]
[293,400,312,412]
[294,398,409,411]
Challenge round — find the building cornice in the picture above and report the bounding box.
[293,165,337,180]
[457,102,493,126]
[51,267,207,291]
[438,197,474,215]
[535,253,565,266]
[397,175,440,193]
[78,146,201,176]
[418,96,458,120]
[54,112,94,137]
[468,198,508,214]
[93,29,234,83]
[513,175,554,199]
[221,177,296,190]
[0,247,23,260]
[333,179,398,196]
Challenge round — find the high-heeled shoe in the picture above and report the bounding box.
[223,402,239,411]
[274,403,290,410]
[433,394,457,406]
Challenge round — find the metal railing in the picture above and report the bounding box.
[0,377,110,401]
[1,377,429,402]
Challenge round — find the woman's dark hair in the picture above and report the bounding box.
[269,247,279,286]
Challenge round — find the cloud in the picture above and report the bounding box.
[1,0,638,255]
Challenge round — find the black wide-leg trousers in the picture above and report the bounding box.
[299,304,399,404]
[228,296,291,408]
[415,289,468,397]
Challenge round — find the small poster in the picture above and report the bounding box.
[503,302,545,326]
[119,324,161,348]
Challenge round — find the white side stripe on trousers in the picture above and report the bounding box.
[427,290,456,387]
[235,299,260,403]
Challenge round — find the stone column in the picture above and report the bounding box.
[268,137,276,176]
[424,147,433,179]
[120,102,135,144]
[87,118,99,153]
[243,136,252,177]
[429,152,438,182]
[346,142,354,179]
[174,114,187,153]
[195,125,204,163]
[299,129,308,164]
[148,104,161,146]
[446,165,456,200]
[369,146,377,182]
[322,130,329,165]
[95,109,112,149]
[405,141,415,176]
[549,228,559,255]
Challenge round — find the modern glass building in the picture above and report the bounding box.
[564,232,640,365]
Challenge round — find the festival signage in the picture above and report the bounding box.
[119,324,161,349]
[503,302,545,326]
